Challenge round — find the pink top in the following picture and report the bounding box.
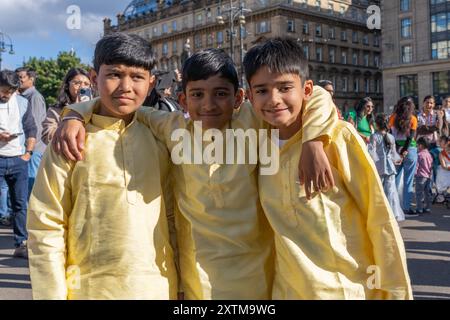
[416,149,433,178]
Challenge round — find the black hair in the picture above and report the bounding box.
[417,137,429,149]
[375,113,392,151]
[181,48,239,93]
[423,95,435,103]
[15,67,37,80]
[54,67,90,109]
[0,70,20,89]
[355,97,374,125]
[93,32,155,73]
[394,96,416,135]
[440,135,449,143]
[243,37,309,86]
[318,80,333,88]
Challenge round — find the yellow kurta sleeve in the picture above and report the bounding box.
[301,85,339,145]
[332,123,413,300]
[27,147,73,300]
[61,98,100,123]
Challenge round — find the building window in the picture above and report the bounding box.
[316,24,322,37]
[364,53,370,66]
[303,22,309,35]
[432,40,450,59]
[287,20,295,33]
[363,34,369,45]
[352,51,358,65]
[374,54,380,67]
[341,51,347,64]
[342,77,348,92]
[315,0,321,11]
[351,8,357,20]
[172,20,177,32]
[431,13,449,33]
[329,27,335,39]
[353,78,359,92]
[432,71,450,97]
[400,0,410,12]
[172,41,177,54]
[316,47,323,61]
[205,8,212,22]
[303,45,309,60]
[341,29,347,41]
[329,47,335,63]
[162,23,168,34]
[207,34,214,46]
[374,34,380,47]
[194,34,202,48]
[399,74,418,100]
[196,13,203,26]
[365,79,370,93]
[217,31,223,44]
[401,18,412,38]
[256,20,270,34]
[182,17,188,29]
[402,45,413,63]
[375,79,381,93]
[162,42,169,56]
[352,31,359,43]
[340,5,345,16]
[153,26,159,37]
[328,3,334,15]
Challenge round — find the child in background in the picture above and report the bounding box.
[415,137,434,214]
[435,136,450,197]
[244,37,412,299]
[368,114,404,221]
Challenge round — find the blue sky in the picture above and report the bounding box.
[0,0,130,70]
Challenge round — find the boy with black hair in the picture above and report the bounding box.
[244,37,412,299]
[55,48,338,299]
[27,33,178,299]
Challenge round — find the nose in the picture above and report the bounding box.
[119,76,132,92]
[201,94,218,112]
[268,89,282,107]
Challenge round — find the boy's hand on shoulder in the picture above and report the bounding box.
[299,140,335,200]
[52,111,86,162]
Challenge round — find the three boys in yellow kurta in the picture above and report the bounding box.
[64,84,337,300]
[27,108,178,299]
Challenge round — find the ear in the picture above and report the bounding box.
[90,69,98,90]
[234,88,245,109]
[148,74,156,94]
[246,88,254,104]
[179,92,188,113]
[303,80,314,101]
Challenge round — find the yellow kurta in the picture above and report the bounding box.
[67,86,338,300]
[259,120,413,300]
[27,108,178,300]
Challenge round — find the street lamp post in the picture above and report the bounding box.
[0,31,15,70]
[216,0,251,88]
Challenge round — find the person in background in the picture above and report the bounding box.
[415,137,433,214]
[15,67,47,196]
[442,95,450,127]
[41,68,91,145]
[368,114,404,221]
[388,97,418,217]
[346,97,375,143]
[318,80,343,119]
[435,136,450,200]
[0,70,37,258]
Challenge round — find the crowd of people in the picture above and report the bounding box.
[0,31,447,300]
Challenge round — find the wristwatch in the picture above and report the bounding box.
[25,150,34,156]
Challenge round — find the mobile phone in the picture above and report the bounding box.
[79,88,93,102]
[9,132,24,138]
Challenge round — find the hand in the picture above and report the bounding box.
[0,132,14,142]
[299,140,335,200]
[401,150,408,158]
[20,153,31,162]
[437,110,444,119]
[52,114,86,161]
[177,292,184,300]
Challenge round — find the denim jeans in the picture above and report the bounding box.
[396,147,418,211]
[0,156,29,247]
[0,180,12,219]
[28,151,43,199]
[415,176,432,211]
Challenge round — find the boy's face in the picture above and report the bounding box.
[92,64,155,122]
[179,74,244,130]
[247,66,313,135]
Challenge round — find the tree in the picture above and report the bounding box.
[23,51,91,107]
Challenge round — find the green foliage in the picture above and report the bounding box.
[23,51,91,107]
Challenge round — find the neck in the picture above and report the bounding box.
[97,104,135,126]
[278,119,302,140]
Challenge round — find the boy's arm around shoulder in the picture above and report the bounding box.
[330,122,413,300]
[27,147,74,300]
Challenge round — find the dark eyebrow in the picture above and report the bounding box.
[253,81,295,88]
[188,87,231,91]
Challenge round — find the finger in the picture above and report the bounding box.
[67,133,83,161]
[61,140,77,162]
[77,128,86,151]
[298,169,305,185]
[319,172,329,192]
[326,166,335,187]
[313,176,320,193]
[305,179,312,200]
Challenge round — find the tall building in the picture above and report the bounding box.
[382,0,450,112]
[104,0,382,112]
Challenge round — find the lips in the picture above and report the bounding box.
[263,108,289,113]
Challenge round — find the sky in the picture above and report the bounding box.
[0,0,130,70]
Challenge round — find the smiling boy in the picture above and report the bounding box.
[26,33,178,299]
[244,37,412,299]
